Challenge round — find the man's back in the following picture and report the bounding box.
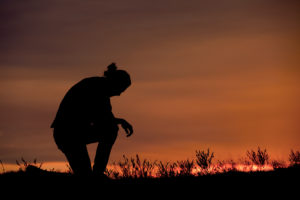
[51,77,113,129]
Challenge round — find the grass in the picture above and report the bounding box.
[1,147,300,184]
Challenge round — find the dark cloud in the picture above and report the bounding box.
[1,0,298,71]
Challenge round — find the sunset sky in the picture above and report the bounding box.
[1,0,299,170]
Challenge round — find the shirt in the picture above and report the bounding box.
[51,76,115,130]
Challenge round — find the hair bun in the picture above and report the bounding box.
[107,63,117,71]
[104,63,117,77]
[103,63,131,87]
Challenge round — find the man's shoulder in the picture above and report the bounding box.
[75,76,105,88]
[65,76,105,96]
[80,76,104,83]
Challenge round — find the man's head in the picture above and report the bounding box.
[104,63,131,97]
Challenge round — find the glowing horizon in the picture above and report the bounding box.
[0,160,282,175]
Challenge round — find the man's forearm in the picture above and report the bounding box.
[115,118,125,124]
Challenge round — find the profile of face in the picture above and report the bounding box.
[104,63,131,97]
[108,82,130,97]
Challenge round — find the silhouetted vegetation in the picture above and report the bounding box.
[289,149,300,166]
[110,155,156,178]
[15,157,43,171]
[1,147,300,183]
[246,147,269,166]
[195,148,214,174]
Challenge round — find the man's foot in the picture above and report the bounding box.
[93,172,111,181]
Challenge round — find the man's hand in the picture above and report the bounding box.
[116,118,133,137]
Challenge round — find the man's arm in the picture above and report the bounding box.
[115,118,134,137]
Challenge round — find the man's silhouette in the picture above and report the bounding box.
[51,63,133,176]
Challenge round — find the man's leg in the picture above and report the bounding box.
[53,128,92,175]
[93,131,118,174]
[63,144,92,175]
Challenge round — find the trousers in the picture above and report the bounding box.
[53,126,118,175]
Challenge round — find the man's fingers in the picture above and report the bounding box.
[126,132,133,137]
[121,121,133,137]
[126,127,133,137]
[125,128,129,134]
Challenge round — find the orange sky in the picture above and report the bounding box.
[0,0,299,168]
